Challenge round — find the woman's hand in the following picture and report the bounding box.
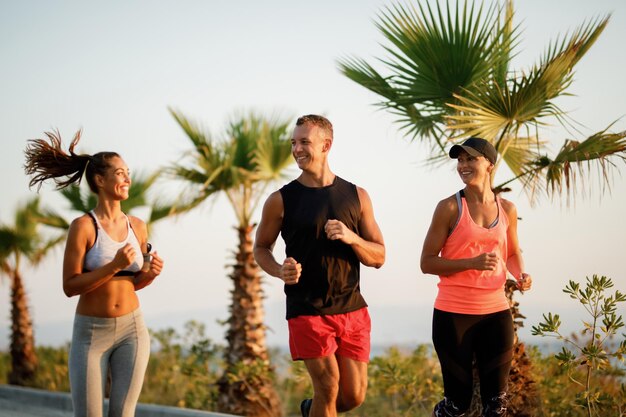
[146,251,164,279]
[517,273,532,293]
[112,243,136,271]
[471,252,499,271]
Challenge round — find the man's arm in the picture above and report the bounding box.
[253,191,302,284]
[325,186,385,268]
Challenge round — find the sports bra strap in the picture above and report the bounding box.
[83,211,138,276]
[86,211,98,240]
[451,189,499,232]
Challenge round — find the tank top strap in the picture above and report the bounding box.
[494,196,507,228]
[449,191,464,235]
[89,210,102,229]
[125,213,136,233]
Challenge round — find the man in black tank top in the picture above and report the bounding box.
[254,115,385,417]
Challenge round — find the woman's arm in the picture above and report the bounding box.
[420,196,498,276]
[502,199,532,291]
[129,216,163,291]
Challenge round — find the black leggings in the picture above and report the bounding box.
[432,308,514,413]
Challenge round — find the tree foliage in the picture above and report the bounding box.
[338,0,626,204]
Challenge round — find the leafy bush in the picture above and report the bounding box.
[532,275,626,417]
[141,320,221,410]
[2,312,625,417]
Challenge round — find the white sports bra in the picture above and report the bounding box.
[83,211,143,275]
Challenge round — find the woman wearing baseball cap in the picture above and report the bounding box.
[420,137,532,417]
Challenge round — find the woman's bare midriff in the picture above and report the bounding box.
[75,277,140,317]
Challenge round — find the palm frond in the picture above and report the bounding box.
[169,110,294,224]
[491,0,517,86]
[338,0,517,154]
[539,15,610,72]
[503,129,626,205]
[446,45,578,142]
[448,14,610,143]
[30,234,65,265]
[0,227,17,261]
[253,119,293,180]
[169,108,212,151]
[33,207,70,230]
[60,186,93,213]
[121,170,160,213]
[0,198,66,266]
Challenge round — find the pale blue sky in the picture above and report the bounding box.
[1,0,625,349]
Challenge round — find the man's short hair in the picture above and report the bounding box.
[296,114,333,139]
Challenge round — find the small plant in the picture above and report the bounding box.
[532,275,626,417]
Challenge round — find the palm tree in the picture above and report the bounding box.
[338,0,625,203]
[0,197,65,386]
[338,0,626,415]
[168,109,293,417]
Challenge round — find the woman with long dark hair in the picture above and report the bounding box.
[24,130,164,417]
[420,137,532,417]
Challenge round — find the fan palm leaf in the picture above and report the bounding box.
[447,16,609,143]
[169,109,293,226]
[493,129,626,205]
[339,0,518,153]
[340,0,621,205]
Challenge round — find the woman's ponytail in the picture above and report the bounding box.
[24,129,90,191]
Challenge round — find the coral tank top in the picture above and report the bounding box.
[434,194,510,315]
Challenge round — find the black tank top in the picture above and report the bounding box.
[280,176,367,319]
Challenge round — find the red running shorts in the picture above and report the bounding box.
[287,307,371,363]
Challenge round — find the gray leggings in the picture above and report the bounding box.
[69,310,150,417]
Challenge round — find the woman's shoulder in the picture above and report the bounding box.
[67,213,97,241]
[71,213,95,228]
[498,197,518,224]
[431,194,460,225]
[436,194,459,213]
[127,215,147,231]
[498,197,517,214]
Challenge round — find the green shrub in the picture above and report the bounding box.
[2,313,625,417]
[532,275,626,417]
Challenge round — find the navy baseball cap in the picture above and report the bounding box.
[449,137,497,164]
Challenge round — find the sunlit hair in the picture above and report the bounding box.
[24,129,120,194]
[296,114,333,139]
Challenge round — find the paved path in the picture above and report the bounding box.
[0,397,71,416]
[0,385,239,417]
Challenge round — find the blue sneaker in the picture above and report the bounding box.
[300,398,312,417]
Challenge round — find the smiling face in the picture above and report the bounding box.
[291,123,331,173]
[95,156,131,200]
[456,150,493,185]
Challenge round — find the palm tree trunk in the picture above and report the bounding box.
[8,268,38,386]
[217,224,282,417]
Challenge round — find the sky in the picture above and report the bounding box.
[1,0,625,351]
